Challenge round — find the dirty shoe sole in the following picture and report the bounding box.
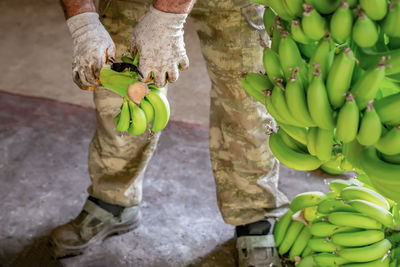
[51,214,141,258]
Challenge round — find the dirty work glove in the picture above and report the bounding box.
[67,12,115,90]
[131,5,189,88]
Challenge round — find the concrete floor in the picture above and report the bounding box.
[0,92,352,267]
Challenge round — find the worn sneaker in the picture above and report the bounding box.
[236,220,282,267]
[50,197,140,258]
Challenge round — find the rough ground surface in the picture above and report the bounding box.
[0,92,352,267]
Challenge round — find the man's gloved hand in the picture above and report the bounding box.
[131,6,189,88]
[67,12,115,90]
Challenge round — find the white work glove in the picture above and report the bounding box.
[131,6,189,88]
[67,12,115,90]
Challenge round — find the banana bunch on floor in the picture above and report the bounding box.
[99,56,170,135]
[273,179,400,266]
[242,0,400,202]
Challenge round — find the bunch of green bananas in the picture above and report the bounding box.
[242,0,400,202]
[274,180,399,266]
[99,59,170,135]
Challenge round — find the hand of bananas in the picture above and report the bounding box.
[99,54,170,135]
[274,179,400,266]
[242,0,400,203]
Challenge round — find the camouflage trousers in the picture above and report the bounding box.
[88,0,289,226]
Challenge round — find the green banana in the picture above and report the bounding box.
[328,212,383,230]
[308,36,335,82]
[332,230,385,247]
[360,0,388,20]
[342,139,364,171]
[336,94,360,143]
[389,258,397,267]
[113,113,120,124]
[268,0,294,21]
[308,237,342,253]
[341,186,390,210]
[278,32,304,81]
[301,245,312,257]
[279,123,308,145]
[338,239,391,263]
[145,89,170,132]
[140,98,154,123]
[278,221,304,255]
[246,73,274,93]
[299,42,317,59]
[310,222,360,237]
[340,157,354,172]
[270,25,281,53]
[360,147,400,185]
[271,85,303,126]
[321,155,343,175]
[374,93,400,126]
[314,253,351,266]
[357,102,382,146]
[301,4,327,41]
[273,209,294,247]
[375,126,400,155]
[307,127,318,156]
[326,47,356,108]
[349,200,394,228]
[263,7,276,36]
[262,48,284,84]
[265,91,286,123]
[283,0,303,17]
[330,1,353,44]
[329,179,354,193]
[357,48,400,76]
[115,100,130,132]
[351,60,386,110]
[241,77,267,104]
[316,128,334,162]
[291,19,312,44]
[309,237,342,252]
[380,152,400,164]
[127,101,147,136]
[289,226,311,260]
[290,191,326,213]
[317,198,356,214]
[285,72,315,127]
[269,133,322,171]
[278,128,307,153]
[307,71,335,130]
[297,255,316,267]
[383,1,400,38]
[342,257,390,267]
[310,0,340,14]
[352,11,379,48]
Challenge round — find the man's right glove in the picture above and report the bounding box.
[67,12,115,90]
[131,6,189,88]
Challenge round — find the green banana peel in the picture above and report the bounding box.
[99,65,139,98]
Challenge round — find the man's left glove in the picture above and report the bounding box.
[67,12,115,90]
[131,6,189,88]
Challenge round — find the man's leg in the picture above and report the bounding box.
[191,2,289,265]
[51,0,155,257]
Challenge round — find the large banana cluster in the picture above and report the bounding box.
[242,0,400,202]
[274,180,399,266]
